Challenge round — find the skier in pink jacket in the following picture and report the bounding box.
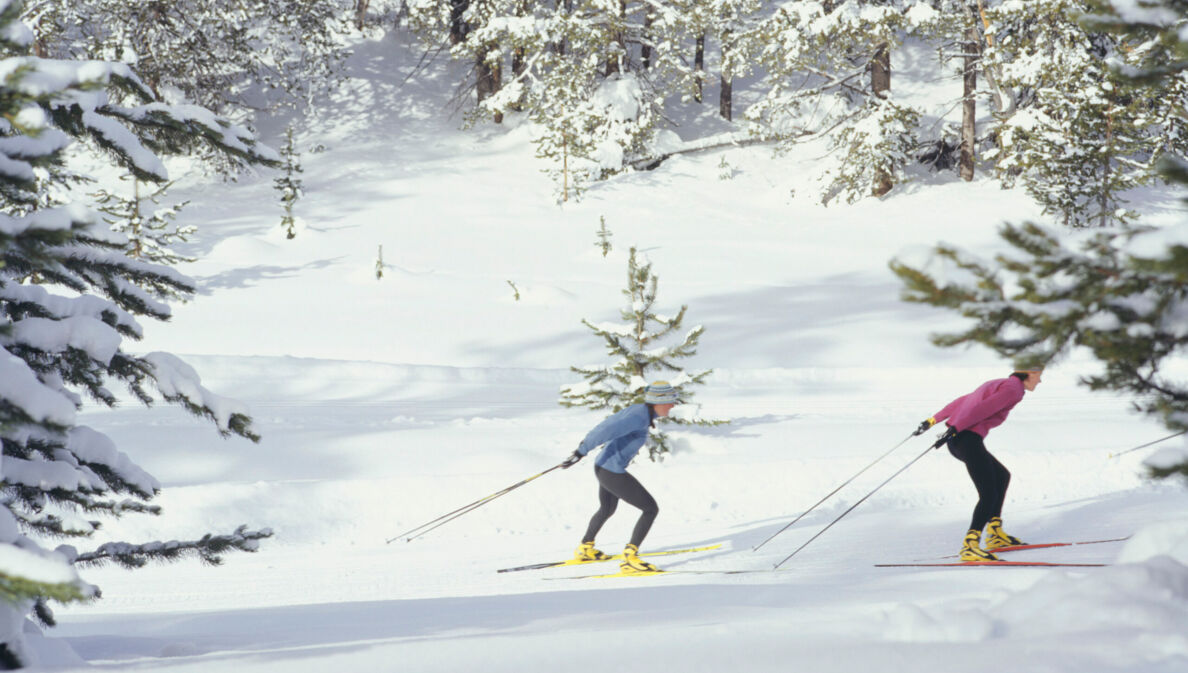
[917,369,1043,561]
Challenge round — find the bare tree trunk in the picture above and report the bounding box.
[871,43,893,196]
[642,12,654,70]
[450,0,469,45]
[719,38,732,120]
[354,0,370,29]
[606,0,626,76]
[694,33,705,103]
[476,47,503,123]
[960,26,978,181]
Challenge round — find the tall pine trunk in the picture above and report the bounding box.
[449,0,469,44]
[871,43,892,196]
[694,33,705,103]
[476,46,502,123]
[960,24,978,181]
[354,0,369,29]
[719,37,732,120]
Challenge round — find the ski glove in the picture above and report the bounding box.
[561,450,584,469]
[914,417,937,436]
[930,426,958,450]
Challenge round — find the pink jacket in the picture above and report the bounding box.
[933,376,1025,438]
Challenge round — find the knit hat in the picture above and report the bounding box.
[644,381,679,405]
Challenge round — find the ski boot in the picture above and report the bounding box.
[574,541,610,562]
[959,529,999,562]
[984,517,1024,550]
[620,544,659,573]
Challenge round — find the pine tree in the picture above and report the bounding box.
[743,1,927,204]
[26,0,351,121]
[888,0,1188,483]
[0,1,277,663]
[92,177,195,270]
[984,0,1184,227]
[275,126,304,240]
[561,247,722,459]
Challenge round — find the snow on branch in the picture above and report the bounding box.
[72,525,274,569]
[143,353,260,442]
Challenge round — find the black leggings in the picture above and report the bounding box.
[947,430,1011,532]
[582,466,659,548]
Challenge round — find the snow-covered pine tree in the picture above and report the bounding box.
[92,177,195,270]
[413,0,669,200]
[888,0,1188,483]
[25,0,351,120]
[275,126,304,240]
[561,247,722,459]
[744,1,928,204]
[984,0,1185,227]
[0,1,278,664]
[674,0,762,119]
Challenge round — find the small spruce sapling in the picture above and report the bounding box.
[596,216,613,257]
[93,176,195,270]
[376,244,384,280]
[561,247,724,459]
[274,126,304,239]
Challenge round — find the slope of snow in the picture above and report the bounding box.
[38,29,1188,673]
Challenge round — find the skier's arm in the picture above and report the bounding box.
[577,412,629,456]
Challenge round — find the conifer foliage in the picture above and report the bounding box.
[0,1,277,664]
[891,0,1188,481]
[561,247,721,459]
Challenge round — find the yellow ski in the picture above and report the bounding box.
[496,543,722,573]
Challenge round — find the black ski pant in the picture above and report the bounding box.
[946,430,1011,533]
[582,466,659,548]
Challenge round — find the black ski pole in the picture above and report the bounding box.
[772,428,954,569]
[1109,430,1186,459]
[386,463,566,544]
[753,430,918,552]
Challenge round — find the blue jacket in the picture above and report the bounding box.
[577,404,654,473]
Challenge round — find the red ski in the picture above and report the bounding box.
[929,536,1129,561]
[980,536,1129,554]
[876,560,1107,568]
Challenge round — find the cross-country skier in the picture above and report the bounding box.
[917,369,1042,561]
[560,381,679,574]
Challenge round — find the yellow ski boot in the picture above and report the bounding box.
[574,541,610,561]
[984,517,1025,550]
[959,529,1000,562]
[620,544,659,573]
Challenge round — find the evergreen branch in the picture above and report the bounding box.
[73,525,273,569]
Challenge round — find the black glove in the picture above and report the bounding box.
[561,450,584,469]
[914,417,937,436]
[931,426,958,449]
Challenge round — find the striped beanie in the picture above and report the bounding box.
[644,381,679,405]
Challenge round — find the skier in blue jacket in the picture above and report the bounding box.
[561,381,679,573]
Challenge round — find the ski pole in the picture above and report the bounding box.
[772,428,954,569]
[385,463,566,544]
[1108,430,1186,459]
[753,430,918,552]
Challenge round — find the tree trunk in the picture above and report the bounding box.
[476,47,503,123]
[719,38,732,120]
[606,0,626,76]
[960,26,978,181]
[354,0,370,30]
[694,33,705,103]
[642,12,653,70]
[871,43,893,197]
[449,0,469,45]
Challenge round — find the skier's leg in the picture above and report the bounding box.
[948,431,997,532]
[594,467,659,547]
[581,478,620,543]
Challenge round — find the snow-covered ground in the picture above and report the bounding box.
[42,31,1188,672]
